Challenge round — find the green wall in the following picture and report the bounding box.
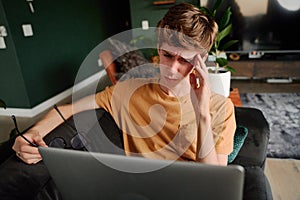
[0,0,200,109]
[0,0,130,108]
[129,0,200,29]
[0,0,31,107]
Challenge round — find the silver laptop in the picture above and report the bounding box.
[39,147,245,200]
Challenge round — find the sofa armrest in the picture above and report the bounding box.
[231,107,270,168]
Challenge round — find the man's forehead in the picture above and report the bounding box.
[160,43,206,59]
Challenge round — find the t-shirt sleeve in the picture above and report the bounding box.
[95,85,114,114]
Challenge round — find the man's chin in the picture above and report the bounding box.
[160,78,190,92]
[159,78,179,88]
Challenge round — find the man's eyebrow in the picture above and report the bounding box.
[161,49,193,61]
[161,49,173,55]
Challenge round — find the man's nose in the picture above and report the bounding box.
[168,60,181,72]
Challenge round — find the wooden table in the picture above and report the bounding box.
[229,88,242,107]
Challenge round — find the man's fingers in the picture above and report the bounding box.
[193,54,206,71]
[17,150,42,160]
[15,148,43,164]
[190,73,197,89]
[193,54,210,87]
[192,57,205,80]
[19,144,40,154]
[12,130,47,164]
[32,134,48,147]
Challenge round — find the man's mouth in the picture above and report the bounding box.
[164,75,179,82]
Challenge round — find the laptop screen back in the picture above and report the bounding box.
[39,147,244,200]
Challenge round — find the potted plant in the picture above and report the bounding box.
[199,0,238,97]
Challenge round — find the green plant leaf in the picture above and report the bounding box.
[216,57,228,67]
[199,6,213,16]
[0,99,6,109]
[197,0,237,74]
[225,65,236,73]
[219,39,239,51]
[218,7,232,31]
[217,23,232,43]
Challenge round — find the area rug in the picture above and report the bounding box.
[240,93,300,159]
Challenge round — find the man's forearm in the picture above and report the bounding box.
[196,115,213,159]
[30,104,73,138]
[196,115,226,165]
[29,94,99,138]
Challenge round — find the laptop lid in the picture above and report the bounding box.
[39,147,244,200]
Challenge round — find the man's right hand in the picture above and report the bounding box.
[12,130,48,164]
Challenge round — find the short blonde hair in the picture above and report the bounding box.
[156,2,218,53]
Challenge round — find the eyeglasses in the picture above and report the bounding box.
[12,115,38,147]
[50,104,87,151]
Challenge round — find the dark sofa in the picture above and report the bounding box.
[0,106,273,200]
[232,107,273,200]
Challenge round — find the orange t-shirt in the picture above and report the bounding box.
[96,78,236,161]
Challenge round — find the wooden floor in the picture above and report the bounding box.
[265,158,300,200]
[231,79,300,200]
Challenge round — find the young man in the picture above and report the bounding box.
[12,2,235,166]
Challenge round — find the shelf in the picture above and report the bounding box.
[153,0,175,5]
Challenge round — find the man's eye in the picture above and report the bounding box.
[163,53,172,58]
[180,58,192,64]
